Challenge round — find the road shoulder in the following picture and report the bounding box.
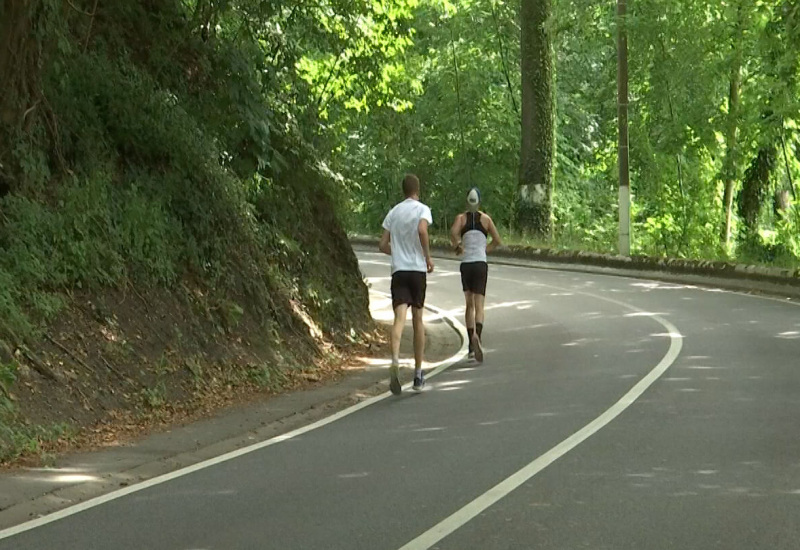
[0,289,461,531]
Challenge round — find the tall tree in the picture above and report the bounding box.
[617,0,630,255]
[517,0,554,237]
[721,2,747,246]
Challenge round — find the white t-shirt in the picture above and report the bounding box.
[382,198,433,273]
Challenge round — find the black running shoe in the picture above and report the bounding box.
[412,371,425,391]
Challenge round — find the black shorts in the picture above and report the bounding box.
[460,261,488,295]
[391,271,427,309]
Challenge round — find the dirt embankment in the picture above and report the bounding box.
[4,282,384,466]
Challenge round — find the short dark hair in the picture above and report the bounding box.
[402,174,420,198]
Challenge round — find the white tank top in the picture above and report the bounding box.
[461,212,487,263]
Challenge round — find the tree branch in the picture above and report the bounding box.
[448,20,468,181]
[491,0,519,116]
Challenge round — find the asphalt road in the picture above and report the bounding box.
[2,252,799,549]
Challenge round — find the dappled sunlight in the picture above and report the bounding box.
[776,331,800,339]
[562,338,601,348]
[628,281,735,297]
[580,311,604,319]
[624,311,669,318]
[350,357,392,369]
[359,259,390,267]
[436,379,471,387]
[21,468,102,484]
[485,300,539,311]
[630,282,691,291]
[650,331,684,338]
[366,276,392,284]
[412,427,446,432]
[338,472,370,479]
[351,355,444,372]
[501,323,555,334]
[370,307,394,322]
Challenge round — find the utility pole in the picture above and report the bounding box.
[617,0,631,256]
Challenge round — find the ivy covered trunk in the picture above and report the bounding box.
[738,146,777,240]
[517,0,554,237]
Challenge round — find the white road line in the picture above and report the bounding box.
[398,281,683,550]
[0,295,468,541]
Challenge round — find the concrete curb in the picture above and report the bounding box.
[351,236,800,301]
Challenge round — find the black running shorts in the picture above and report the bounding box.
[460,261,488,295]
[391,271,427,309]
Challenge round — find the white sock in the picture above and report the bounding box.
[415,367,422,378]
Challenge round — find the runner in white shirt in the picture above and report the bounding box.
[449,187,502,362]
[379,174,434,394]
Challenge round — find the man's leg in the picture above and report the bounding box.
[391,304,409,364]
[464,291,475,356]
[390,303,408,395]
[411,306,425,389]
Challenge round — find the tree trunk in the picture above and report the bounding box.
[738,147,777,240]
[721,5,745,246]
[617,0,630,255]
[517,0,554,237]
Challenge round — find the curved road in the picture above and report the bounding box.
[2,252,799,549]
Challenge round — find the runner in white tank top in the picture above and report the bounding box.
[449,187,503,362]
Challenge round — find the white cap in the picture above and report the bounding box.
[466,187,480,212]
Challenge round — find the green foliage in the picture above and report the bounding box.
[0,0,377,443]
[329,0,800,268]
[1,360,75,462]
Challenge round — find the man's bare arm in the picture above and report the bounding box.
[419,219,434,272]
[379,229,391,255]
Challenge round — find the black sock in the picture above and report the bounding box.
[476,323,483,339]
[467,327,475,351]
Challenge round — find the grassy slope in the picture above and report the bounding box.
[0,2,370,463]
